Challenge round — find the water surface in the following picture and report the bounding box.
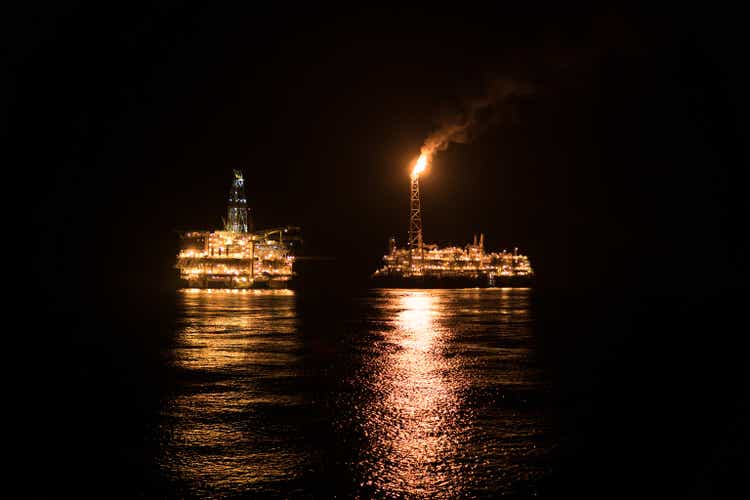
[158,288,551,497]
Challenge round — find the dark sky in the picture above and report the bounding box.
[11,4,747,310]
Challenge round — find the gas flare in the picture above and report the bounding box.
[411,153,429,178]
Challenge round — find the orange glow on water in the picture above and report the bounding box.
[160,288,548,497]
[352,288,547,497]
[162,290,302,488]
[360,290,463,496]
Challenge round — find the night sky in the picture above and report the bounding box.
[11,4,748,497]
[14,4,746,308]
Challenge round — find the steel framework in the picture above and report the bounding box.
[408,176,423,265]
[226,169,251,233]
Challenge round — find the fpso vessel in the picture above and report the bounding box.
[175,170,301,289]
[372,235,534,288]
[371,158,534,288]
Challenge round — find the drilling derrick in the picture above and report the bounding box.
[176,170,298,289]
[408,174,424,270]
[226,169,252,233]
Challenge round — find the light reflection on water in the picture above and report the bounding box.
[346,288,548,498]
[159,288,549,497]
[160,290,304,495]
[363,292,463,495]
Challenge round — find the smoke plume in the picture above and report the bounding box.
[420,78,534,162]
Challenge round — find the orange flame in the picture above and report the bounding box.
[411,153,428,179]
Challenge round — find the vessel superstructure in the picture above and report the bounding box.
[373,235,533,287]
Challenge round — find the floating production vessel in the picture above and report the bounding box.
[175,170,301,289]
[372,156,534,288]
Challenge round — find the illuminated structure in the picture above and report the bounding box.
[373,238,533,287]
[408,168,424,266]
[373,154,534,287]
[175,171,301,289]
[226,169,251,233]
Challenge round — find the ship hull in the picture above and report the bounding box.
[177,277,295,290]
[371,274,533,289]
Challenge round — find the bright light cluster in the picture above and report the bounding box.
[176,230,294,288]
[373,237,533,282]
[411,153,428,179]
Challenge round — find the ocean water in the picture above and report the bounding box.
[34,286,745,499]
[153,288,551,497]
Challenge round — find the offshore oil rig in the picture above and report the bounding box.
[175,170,301,289]
[372,156,534,287]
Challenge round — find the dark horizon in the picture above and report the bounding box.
[14,5,746,308]
[11,4,748,499]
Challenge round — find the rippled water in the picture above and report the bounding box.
[158,288,551,497]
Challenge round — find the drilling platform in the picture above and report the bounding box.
[372,158,534,288]
[175,170,301,289]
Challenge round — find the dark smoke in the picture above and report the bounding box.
[421,78,534,160]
